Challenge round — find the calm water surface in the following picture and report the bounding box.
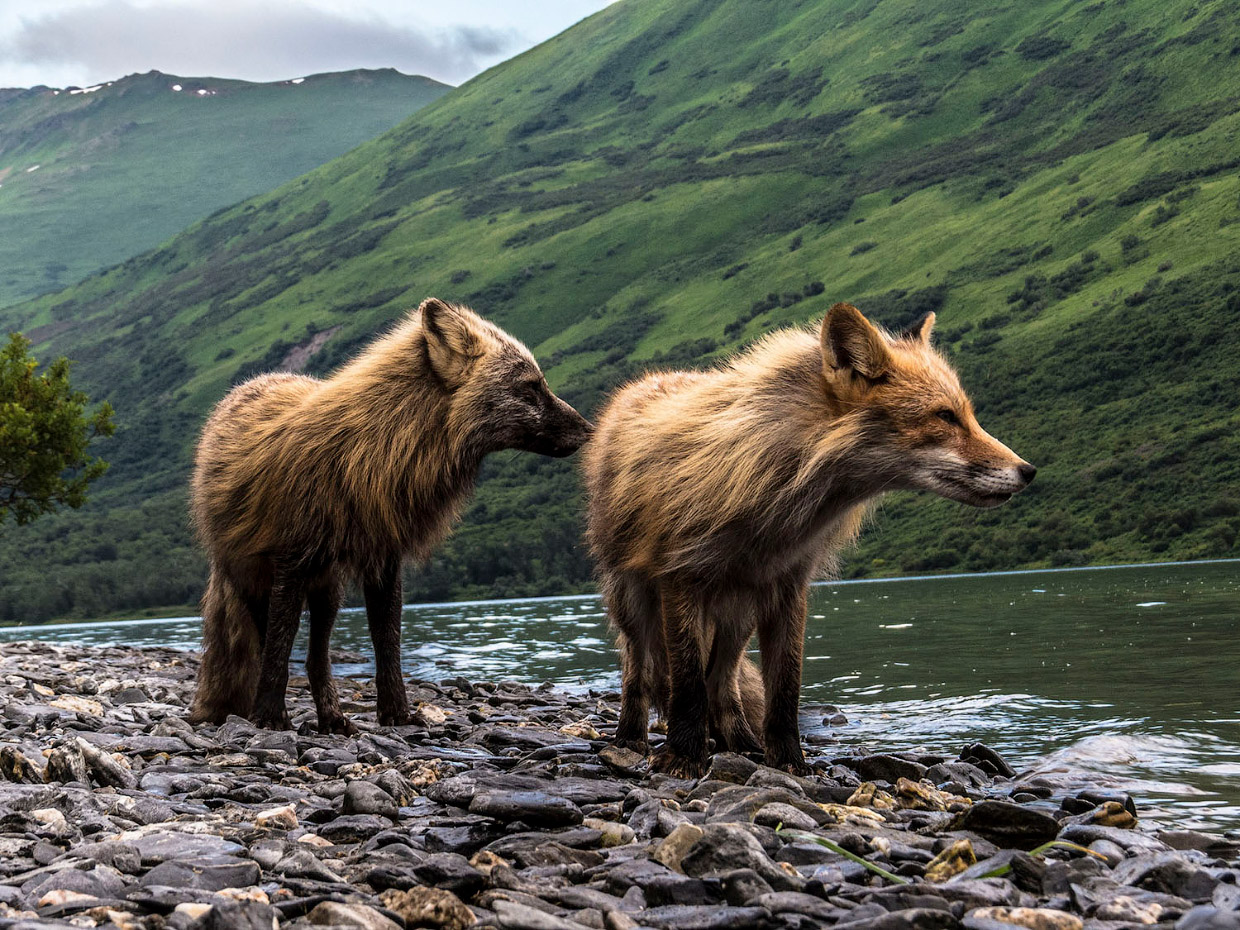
[3,560,1238,830]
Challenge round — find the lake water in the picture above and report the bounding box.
[3,560,1238,831]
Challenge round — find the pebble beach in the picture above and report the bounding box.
[0,641,1237,930]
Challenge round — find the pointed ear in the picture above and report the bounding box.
[421,298,481,385]
[903,311,935,344]
[821,303,891,380]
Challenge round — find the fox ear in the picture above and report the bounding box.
[821,303,891,380]
[904,311,935,343]
[421,298,481,384]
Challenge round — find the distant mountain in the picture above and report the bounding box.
[2,0,1239,622]
[0,68,448,307]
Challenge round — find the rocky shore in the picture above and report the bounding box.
[0,641,1237,930]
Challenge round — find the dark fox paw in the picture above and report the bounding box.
[611,736,649,754]
[377,710,414,727]
[766,753,811,777]
[318,712,358,736]
[650,749,706,780]
[250,706,293,731]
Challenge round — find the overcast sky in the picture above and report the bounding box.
[0,0,618,89]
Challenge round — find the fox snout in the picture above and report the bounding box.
[527,397,593,458]
[965,456,1036,507]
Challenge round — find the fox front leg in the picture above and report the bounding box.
[649,583,709,778]
[365,557,412,727]
[756,580,811,776]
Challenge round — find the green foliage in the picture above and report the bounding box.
[0,333,114,526]
[3,0,1240,621]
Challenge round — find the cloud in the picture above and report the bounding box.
[0,0,522,86]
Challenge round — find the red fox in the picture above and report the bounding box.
[584,303,1035,776]
[188,298,591,733]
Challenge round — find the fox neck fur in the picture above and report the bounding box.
[594,328,881,584]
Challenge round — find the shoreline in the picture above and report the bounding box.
[1,642,1237,930]
[4,555,1239,632]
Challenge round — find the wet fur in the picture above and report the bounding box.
[584,304,1034,776]
[188,299,591,731]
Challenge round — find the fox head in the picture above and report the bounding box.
[420,298,592,458]
[821,302,1035,508]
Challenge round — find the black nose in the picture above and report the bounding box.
[1018,463,1037,484]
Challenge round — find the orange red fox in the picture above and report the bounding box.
[583,303,1034,775]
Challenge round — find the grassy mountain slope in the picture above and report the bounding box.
[0,69,448,307]
[2,0,1239,622]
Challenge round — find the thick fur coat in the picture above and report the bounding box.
[584,303,1034,775]
[189,298,591,731]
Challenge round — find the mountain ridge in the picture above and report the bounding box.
[0,67,449,307]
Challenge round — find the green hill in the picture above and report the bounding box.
[2,0,1239,622]
[0,68,448,308]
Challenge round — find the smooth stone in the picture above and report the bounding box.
[583,817,635,848]
[141,857,261,891]
[318,814,394,843]
[836,907,962,930]
[469,790,583,827]
[493,899,591,930]
[194,898,280,930]
[753,890,843,921]
[1178,906,1240,930]
[61,841,141,874]
[639,873,718,907]
[852,754,929,784]
[129,831,244,864]
[27,865,128,900]
[753,802,818,832]
[599,746,648,777]
[960,744,1017,778]
[1113,853,1220,901]
[654,824,705,873]
[703,754,761,786]
[719,868,775,906]
[951,801,1060,849]
[408,853,487,897]
[273,848,345,883]
[967,906,1083,930]
[306,900,402,930]
[632,904,772,930]
[680,823,803,892]
[342,780,399,820]
[380,886,476,930]
[255,804,299,830]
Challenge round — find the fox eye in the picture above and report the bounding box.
[935,409,960,426]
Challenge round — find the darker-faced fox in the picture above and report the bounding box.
[189,298,591,733]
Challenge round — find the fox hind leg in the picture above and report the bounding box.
[307,578,356,735]
[250,566,306,731]
[605,572,661,753]
[650,580,710,778]
[705,594,763,756]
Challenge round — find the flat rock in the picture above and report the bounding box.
[470,790,583,827]
[128,831,244,864]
